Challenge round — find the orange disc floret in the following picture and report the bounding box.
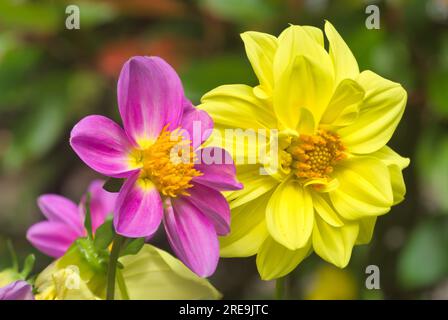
[287,129,346,181]
[135,126,202,197]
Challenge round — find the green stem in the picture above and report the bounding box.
[84,193,93,239]
[106,234,124,300]
[116,269,130,300]
[275,277,286,300]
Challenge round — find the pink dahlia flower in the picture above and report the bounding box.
[69,56,242,277]
[27,180,117,258]
[0,281,34,300]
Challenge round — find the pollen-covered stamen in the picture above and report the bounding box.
[286,129,346,180]
[136,126,202,197]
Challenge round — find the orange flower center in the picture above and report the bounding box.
[132,126,202,197]
[285,129,346,180]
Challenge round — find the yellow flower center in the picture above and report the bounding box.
[284,129,346,181]
[132,126,202,197]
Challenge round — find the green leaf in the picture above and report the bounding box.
[94,217,114,250]
[76,238,106,271]
[59,238,108,274]
[120,238,145,257]
[57,238,108,295]
[103,178,124,192]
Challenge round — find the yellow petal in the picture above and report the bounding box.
[53,267,99,300]
[36,245,221,300]
[389,164,407,205]
[226,164,279,208]
[296,107,316,135]
[324,20,359,84]
[330,156,393,220]
[304,177,340,193]
[274,24,333,80]
[253,85,271,100]
[204,126,266,165]
[119,244,221,300]
[266,179,314,250]
[370,145,410,170]
[273,25,334,126]
[241,31,278,97]
[337,71,407,154]
[220,192,271,257]
[0,269,22,288]
[256,236,312,280]
[312,215,359,268]
[320,78,364,128]
[199,84,276,129]
[311,192,344,227]
[356,217,377,245]
[370,146,409,204]
[303,26,324,47]
[199,85,274,165]
[273,54,334,129]
[35,262,100,300]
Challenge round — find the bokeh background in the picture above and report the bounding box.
[0,0,447,299]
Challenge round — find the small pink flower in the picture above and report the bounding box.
[27,180,117,258]
[0,281,34,300]
[70,56,242,277]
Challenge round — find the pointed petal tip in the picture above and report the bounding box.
[117,55,184,144]
[70,115,134,177]
[164,197,220,278]
[26,221,80,258]
[191,263,217,278]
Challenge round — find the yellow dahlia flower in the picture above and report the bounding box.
[199,21,409,280]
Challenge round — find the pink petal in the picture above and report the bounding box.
[0,281,34,300]
[163,197,219,277]
[70,115,136,178]
[37,195,84,234]
[26,221,82,258]
[193,147,243,191]
[79,179,117,232]
[186,183,230,235]
[117,56,184,145]
[180,98,213,149]
[114,171,163,238]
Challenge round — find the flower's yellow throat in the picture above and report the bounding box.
[284,129,346,181]
[130,126,202,197]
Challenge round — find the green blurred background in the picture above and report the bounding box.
[0,0,447,299]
